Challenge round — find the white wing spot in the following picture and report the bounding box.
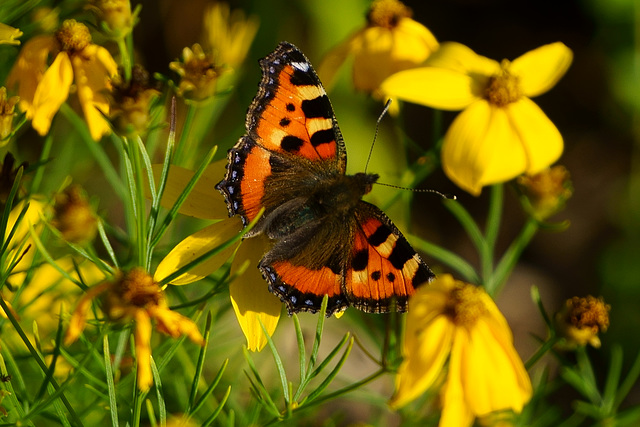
[291,61,310,72]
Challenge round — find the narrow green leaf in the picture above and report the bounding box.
[201,386,231,427]
[103,336,119,427]
[150,356,167,427]
[191,359,229,415]
[259,318,289,404]
[304,336,353,404]
[188,312,213,412]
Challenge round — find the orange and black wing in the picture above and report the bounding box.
[345,202,435,313]
[217,42,346,226]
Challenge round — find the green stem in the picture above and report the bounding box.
[126,136,148,267]
[117,37,132,82]
[173,104,197,167]
[482,184,504,290]
[30,133,53,195]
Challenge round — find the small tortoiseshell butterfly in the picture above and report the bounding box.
[216,42,434,316]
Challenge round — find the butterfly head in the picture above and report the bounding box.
[353,172,379,196]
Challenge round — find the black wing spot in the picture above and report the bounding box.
[368,225,392,247]
[352,249,368,271]
[386,272,396,283]
[281,135,304,152]
[301,95,332,119]
[371,270,381,281]
[286,103,296,111]
[310,128,335,147]
[280,117,291,127]
[388,237,413,270]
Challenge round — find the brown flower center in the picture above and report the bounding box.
[485,60,521,107]
[367,0,412,29]
[445,284,489,328]
[116,268,163,308]
[56,19,92,53]
[566,296,610,333]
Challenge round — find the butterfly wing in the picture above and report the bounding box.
[345,201,435,313]
[217,41,347,226]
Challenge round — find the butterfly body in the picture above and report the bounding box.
[217,42,434,316]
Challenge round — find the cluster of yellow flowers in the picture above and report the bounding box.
[0,0,613,425]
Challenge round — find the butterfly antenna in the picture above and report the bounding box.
[376,182,457,200]
[364,99,393,174]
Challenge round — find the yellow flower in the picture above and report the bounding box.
[153,161,281,351]
[65,267,204,391]
[87,0,135,39]
[169,43,225,101]
[382,42,573,195]
[51,184,98,244]
[0,87,20,142]
[318,0,438,96]
[6,19,118,140]
[555,295,610,349]
[202,2,259,70]
[0,23,22,46]
[517,165,572,220]
[390,274,532,427]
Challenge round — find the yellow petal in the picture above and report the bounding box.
[510,42,573,98]
[149,306,204,345]
[151,161,228,220]
[134,310,153,391]
[390,315,454,408]
[154,217,242,285]
[425,42,500,77]
[230,235,281,352]
[72,45,117,140]
[317,31,360,91]
[442,101,529,195]
[505,97,563,173]
[439,328,475,427]
[382,67,478,111]
[31,52,73,136]
[6,36,57,116]
[0,23,23,46]
[460,319,532,416]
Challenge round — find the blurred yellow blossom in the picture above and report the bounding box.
[87,0,135,39]
[52,184,98,244]
[517,165,573,220]
[318,0,438,97]
[6,19,118,140]
[0,88,20,143]
[152,161,281,351]
[555,295,610,349]
[31,7,60,33]
[390,274,532,427]
[202,2,259,70]
[65,267,204,391]
[169,43,224,101]
[382,42,572,195]
[0,23,22,46]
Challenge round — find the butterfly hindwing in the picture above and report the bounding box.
[346,202,435,313]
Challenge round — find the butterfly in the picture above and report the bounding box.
[216,41,434,316]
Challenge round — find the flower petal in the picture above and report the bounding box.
[510,42,573,98]
[460,319,532,416]
[426,42,500,77]
[31,52,73,136]
[154,217,242,285]
[6,36,57,116]
[506,97,563,173]
[439,328,475,427]
[382,67,478,111]
[230,235,281,352]
[442,101,527,195]
[150,161,228,220]
[134,310,153,391]
[390,315,454,408]
[72,45,117,140]
[317,31,360,91]
[149,305,204,345]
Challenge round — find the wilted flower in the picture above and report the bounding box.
[318,0,438,96]
[153,161,281,351]
[391,274,532,427]
[517,165,572,220]
[109,64,159,136]
[382,42,572,195]
[0,23,22,46]
[169,44,225,101]
[65,267,204,391]
[555,295,610,349]
[52,184,98,244]
[0,89,20,143]
[202,2,259,70]
[6,19,118,140]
